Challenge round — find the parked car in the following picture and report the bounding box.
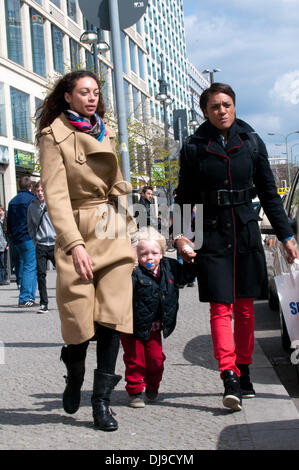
[261,169,299,350]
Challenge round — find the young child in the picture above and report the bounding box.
[120,226,195,408]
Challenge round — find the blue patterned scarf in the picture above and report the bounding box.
[64,110,107,142]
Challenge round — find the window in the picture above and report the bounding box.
[34,0,42,4]
[129,39,136,73]
[132,86,139,119]
[67,0,77,22]
[141,93,147,122]
[5,0,24,66]
[0,84,6,137]
[10,87,32,143]
[69,39,80,70]
[30,9,46,77]
[51,24,64,74]
[85,50,94,71]
[50,0,60,7]
[123,80,131,119]
[138,48,144,80]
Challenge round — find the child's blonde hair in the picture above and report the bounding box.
[135,226,166,253]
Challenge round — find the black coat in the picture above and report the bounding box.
[176,119,293,304]
[132,257,194,340]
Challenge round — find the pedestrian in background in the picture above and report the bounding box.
[27,181,56,314]
[7,176,37,307]
[175,82,299,412]
[121,227,195,408]
[0,204,9,285]
[36,70,137,431]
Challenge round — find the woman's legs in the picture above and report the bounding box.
[234,298,255,365]
[210,302,239,376]
[92,325,122,431]
[60,340,89,414]
[210,298,255,375]
[210,298,255,409]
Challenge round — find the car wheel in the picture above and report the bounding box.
[279,304,291,351]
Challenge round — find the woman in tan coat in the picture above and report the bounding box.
[36,70,136,431]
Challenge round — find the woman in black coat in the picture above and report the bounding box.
[175,83,298,411]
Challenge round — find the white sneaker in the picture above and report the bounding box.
[129,393,145,408]
[37,304,49,314]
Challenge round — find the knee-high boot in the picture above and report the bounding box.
[61,346,85,414]
[91,369,121,431]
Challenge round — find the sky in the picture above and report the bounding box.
[183,0,299,160]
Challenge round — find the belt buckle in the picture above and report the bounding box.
[217,189,230,206]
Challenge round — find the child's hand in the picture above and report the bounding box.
[176,237,197,263]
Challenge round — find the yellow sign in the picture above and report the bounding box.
[278,187,290,195]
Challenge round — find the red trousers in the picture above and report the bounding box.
[120,329,166,396]
[210,298,255,377]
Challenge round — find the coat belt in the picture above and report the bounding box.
[199,187,256,206]
[71,197,109,210]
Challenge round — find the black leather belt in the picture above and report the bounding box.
[200,187,256,206]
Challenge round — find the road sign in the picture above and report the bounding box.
[78,0,148,31]
[173,109,188,143]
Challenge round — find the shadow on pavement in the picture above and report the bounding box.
[217,419,299,450]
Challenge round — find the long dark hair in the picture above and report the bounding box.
[36,70,106,142]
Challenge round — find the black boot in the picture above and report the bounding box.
[237,364,256,398]
[222,370,242,411]
[91,370,122,431]
[61,346,85,414]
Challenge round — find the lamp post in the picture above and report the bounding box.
[155,54,173,206]
[189,93,199,132]
[202,68,221,84]
[80,28,110,76]
[268,131,299,186]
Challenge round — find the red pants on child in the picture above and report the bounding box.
[210,298,255,377]
[120,329,166,396]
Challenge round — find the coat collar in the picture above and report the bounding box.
[192,118,255,158]
[50,113,76,143]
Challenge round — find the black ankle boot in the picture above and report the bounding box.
[61,347,85,414]
[237,364,256,398]
[222,370,242,411]
[91,370,122,431]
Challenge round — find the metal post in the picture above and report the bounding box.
[92,30,99,77]
[178,117,182,149]
[108,0,131,183]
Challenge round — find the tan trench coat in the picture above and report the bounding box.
[39,113,136,345]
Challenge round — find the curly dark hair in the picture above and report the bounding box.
[35,70,106,142]
[200,83,236,118]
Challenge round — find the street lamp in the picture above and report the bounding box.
[202,68,221,84]
[80,28,110,76]
[268,131,299,186]
[155,54,173,206]
[189,94,199,130]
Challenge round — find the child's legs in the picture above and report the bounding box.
[120,334,146,396]
[233,298,255,365]
[210,302,239,376]
[144,329,166,392]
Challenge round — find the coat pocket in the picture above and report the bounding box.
[236,210,262,253]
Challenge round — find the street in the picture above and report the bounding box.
[1,269,299,451]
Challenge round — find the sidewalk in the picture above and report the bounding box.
[1,270,299,450]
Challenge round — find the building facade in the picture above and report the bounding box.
[0,0,149,206]
[0,0,208,207]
